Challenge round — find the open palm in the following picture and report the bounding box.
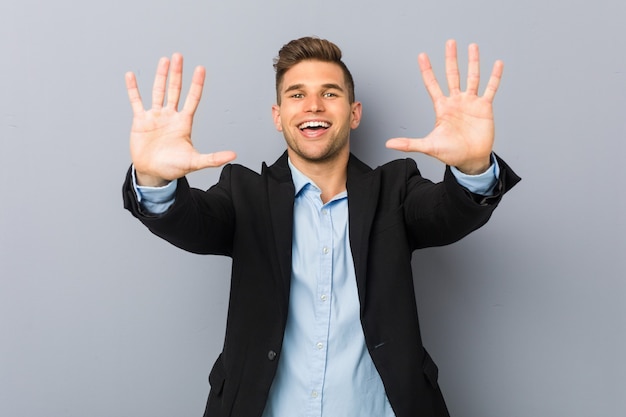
[126,54,236,186]
[386,40,503,175]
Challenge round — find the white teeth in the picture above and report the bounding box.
[299,121,330,129]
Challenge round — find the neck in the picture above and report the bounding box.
[288,150,349,204]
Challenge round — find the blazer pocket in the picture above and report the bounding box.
[422,349,440,389]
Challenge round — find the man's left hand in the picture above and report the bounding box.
[386,40,503,175]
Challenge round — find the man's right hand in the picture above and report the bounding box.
[126,53,236,187]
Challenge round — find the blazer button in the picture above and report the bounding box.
[267,350,277,361]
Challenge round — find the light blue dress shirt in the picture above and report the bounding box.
[261,160,395,417]
[133,157,499,417]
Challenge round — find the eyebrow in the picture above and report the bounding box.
[283,83,345,94]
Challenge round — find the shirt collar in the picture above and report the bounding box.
[287,158,319,196]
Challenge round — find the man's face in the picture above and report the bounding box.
[272,60,362,166]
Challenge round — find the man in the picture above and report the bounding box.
[122,37,520,417]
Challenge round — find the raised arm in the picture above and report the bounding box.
[126,53,236,187]
[386,40,503,175]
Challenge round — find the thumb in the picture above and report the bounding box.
[191,150,237,170]
[386,138,433,155]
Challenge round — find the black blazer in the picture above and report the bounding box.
[123,152,520,417]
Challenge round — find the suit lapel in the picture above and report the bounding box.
[262,152,381,316]
[263,153,295,313]
[346,155,381,313]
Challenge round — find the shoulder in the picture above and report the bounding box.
[348,154,418,176]
[374,158,422,186]
[377,158,418,172]
[224,163,263,178]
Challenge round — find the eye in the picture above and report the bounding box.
[323,92,337,98]
[290,93,304,99]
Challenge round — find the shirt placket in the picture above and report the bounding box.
[306,197,333,417]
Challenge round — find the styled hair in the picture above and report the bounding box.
[273,36,355,104]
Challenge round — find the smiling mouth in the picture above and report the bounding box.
[298,120,331,132]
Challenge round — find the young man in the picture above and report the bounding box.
[123,37,520,417]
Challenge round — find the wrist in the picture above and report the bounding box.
[135,170,170,187]
[454,156,492,176]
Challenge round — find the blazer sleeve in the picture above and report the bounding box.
[122,164,236,256]
[403,153,521,250]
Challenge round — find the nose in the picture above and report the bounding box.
[305,95,324,113]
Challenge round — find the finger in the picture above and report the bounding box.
[182,66,206,115]
[191,150,237,170]
[418,53,444,102]
[483,60,504,102]
[466,43,480,95]
[445,39,461,95]
[386,137,434,156]
[166,53,183,110]
[125,72,145,115]
[151,57,170,110]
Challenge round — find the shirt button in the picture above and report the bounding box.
[320,294,327,301]
[311,390,319,398]
[321,209,328,215]
[322,247,329,254]
[316,342,324,350]
[267,350,277,361]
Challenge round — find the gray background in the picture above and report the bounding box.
[2,0,624,416]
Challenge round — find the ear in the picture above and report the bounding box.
[271,104,283,131]
[350,101,362,129]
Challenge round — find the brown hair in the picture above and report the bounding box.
[273,36,355,104]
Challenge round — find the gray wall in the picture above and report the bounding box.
[2,0,624,416]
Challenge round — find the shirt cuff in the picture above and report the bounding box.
[450,154,500,196]
[132,167,177,214]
